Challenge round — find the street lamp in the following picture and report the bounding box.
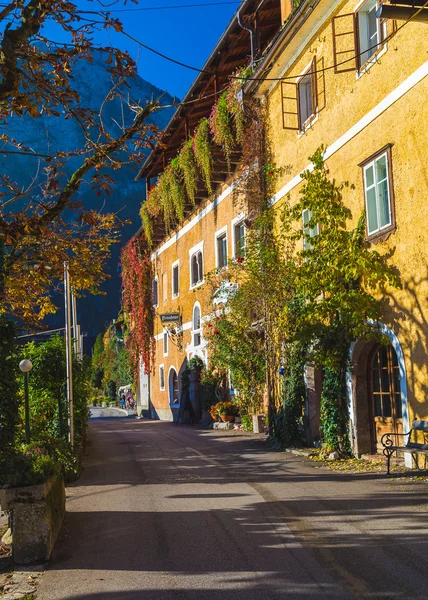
[19,359,33,444]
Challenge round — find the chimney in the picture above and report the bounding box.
[280,0,293,23]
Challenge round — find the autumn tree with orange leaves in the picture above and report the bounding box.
[0,0,162,322]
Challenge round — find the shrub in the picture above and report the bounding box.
[240,414,253,432]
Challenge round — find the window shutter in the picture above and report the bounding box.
[281,81,299,130]
[332,13,357,73]
[310,57,318,114]
[191,255,197,285]
[173,266,179,295]
[197,252,203,282]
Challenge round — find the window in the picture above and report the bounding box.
[215,227,228,269]
[192,303,201,347]
[357,0,386,69]
[371,344,402,420]
[281,58,317,131]
[163,330,168,356]
[189,242,204,288]
[360,146,394,239]
[302,209,319,250]
[298,68,316,129]
[159,365,165,390]
[234,220,246,258]
[331,1,386,74]
[169,368,179,405]
[152,277,158,306]
[172,261,179,298]
[162,272,167,303]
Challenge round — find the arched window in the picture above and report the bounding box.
[192,303,201,347]
[169,367,179,405]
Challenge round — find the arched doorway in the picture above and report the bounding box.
[369,343,403,453]
[349,324,409,459]
[169,367,179,406]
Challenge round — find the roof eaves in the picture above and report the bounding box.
[135,0,258,182]
[243,0,315,96]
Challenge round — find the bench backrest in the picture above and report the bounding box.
[412,420,428,432]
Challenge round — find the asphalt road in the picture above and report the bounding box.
[37,419,428,600]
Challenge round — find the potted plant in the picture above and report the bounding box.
[210,401,239,422]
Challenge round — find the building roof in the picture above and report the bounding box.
[137,0,282,183]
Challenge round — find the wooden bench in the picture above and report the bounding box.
[381,420,428,475]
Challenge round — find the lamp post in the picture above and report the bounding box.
[19,359,33,444]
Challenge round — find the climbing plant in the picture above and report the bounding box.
[193,118,213,195]
[121,238,155,378]
[204,208,297,422]
[272,342,307,448]
[285,148,400,452]
[138,65,253,243]
[176,139,198,205]
[210,92,235,171]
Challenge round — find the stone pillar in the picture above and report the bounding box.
[0,476,65,565]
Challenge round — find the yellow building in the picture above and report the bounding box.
[245,0,428,456]
[131,0,428,460]
[135,0,283,421]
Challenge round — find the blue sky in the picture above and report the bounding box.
[42,1,240,99]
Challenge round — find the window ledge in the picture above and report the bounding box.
[367,224,396,245]
[298,112,318,137]
[356,44,387,80]
[190,280,204,291]
[172,293,180,300]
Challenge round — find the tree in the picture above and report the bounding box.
[0,1,161,322]
[287,148,400,451]
[205,209,297,429]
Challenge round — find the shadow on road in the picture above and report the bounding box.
[38,420,428,600]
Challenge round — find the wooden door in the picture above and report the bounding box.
[370,344,403,453]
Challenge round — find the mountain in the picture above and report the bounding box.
[1,50,176,343]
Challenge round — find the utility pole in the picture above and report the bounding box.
[64,261,74,448]
[71,291,81,358]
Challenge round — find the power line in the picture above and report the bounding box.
[117,2,427,82]
[77,2,240,14]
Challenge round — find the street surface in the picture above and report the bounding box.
[37,419,428,600]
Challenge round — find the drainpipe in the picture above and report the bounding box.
[238,4,256,69]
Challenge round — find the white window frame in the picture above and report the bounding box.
[302,209,320,250]
[152,276,159,307]
[171,260,180,299]
[297,60,318,136]
[159,364,165,391]
[168,366,179,406]
[189,240,204,290]
[192,301,202,348]
[215,225,228,270]
[354,0,387,78]
[362,150,392,237]
[232,213,246,259]
[163,329,168,357]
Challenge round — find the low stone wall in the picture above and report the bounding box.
[0,475,65,565]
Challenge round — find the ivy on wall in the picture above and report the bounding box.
[121,238,155,379]
[139,66,252,245]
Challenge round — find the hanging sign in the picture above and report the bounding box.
[160,313,180,324]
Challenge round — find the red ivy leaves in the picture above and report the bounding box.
[121,238,155,380]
